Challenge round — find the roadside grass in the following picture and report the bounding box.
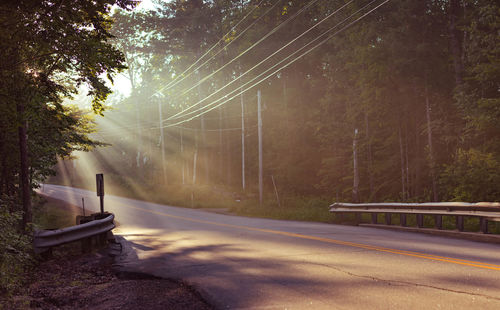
[33,196,83,229]
[46,176,500,234]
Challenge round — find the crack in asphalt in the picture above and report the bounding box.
[308,261,500,301]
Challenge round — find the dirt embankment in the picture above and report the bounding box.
[4,197,214,310]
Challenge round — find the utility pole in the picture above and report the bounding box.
[258,90,263,206]
[241,84,246,191]
[158,99,167,184]
[180,128,185,185]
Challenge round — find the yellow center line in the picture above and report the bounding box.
[123,204,500,271]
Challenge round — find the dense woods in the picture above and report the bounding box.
[64,0,499,206]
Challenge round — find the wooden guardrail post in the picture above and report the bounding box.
[480,218,489,234]
[417,214,424,228]
[385,213,392,225]
[435,215,443,230]
[456,216,464,231]
[400,214,407,227]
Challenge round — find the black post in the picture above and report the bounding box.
[385,213,392,225]
[400,214,407,227]
[480,218,489,234]
[456,216,464,231]
[435,215,443,230]
[96,173,104,214]
[417,214,424,228]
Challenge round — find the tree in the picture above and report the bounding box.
[0,0,135,230]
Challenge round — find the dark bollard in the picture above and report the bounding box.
[480,218,489,234]
[400,214,407,227]
[456,216,464,231]
[435,215,443,230]
[417,214,424,228]
[385,213,392,225]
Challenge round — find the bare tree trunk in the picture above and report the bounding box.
[449,0,464,87]
[219,107,223,184]
[17,102,31,230]
[405,123,410,199]
[352,128,359,203]
[192,136,198,185]
[399,125,406,201]
[364,113,374,200]
[224,105,232,186]
[425,80,438,201]
[180,128,185,185]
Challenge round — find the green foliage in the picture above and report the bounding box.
[0,196,34,295]
[440,149,500,202]
[54,0,500,206]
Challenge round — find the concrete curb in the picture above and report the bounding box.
[359,224,500,244]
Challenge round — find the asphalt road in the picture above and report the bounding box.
[40,184,500,309]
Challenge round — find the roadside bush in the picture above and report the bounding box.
[0,196,34,295]
[440,149,500,202]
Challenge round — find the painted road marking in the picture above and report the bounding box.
[44,186,500,271]
[123,204,500,271]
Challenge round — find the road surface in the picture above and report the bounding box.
[40,184,500,309]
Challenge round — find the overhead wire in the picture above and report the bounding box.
[165,0,354,122]
[165,0,323,116]
[154,0,390,129]
[148,0,268,98]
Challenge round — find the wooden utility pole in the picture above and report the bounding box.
[241,76,246,191]
[258,90,263,206]
[158,99,167,184]
[180,128,185,185]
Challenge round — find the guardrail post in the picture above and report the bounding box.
[456,216,464,231]
[355,213,361,225]
[435,215,443,230]
[417,214,424,228]
[338,213,344,222]
[400,214,407,227]
[371,213,378,224]
[480,218,489,234]
[385,213,392,225]
[81,237,92,253]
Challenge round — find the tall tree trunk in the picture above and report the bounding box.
[352,128,359,203]
[364,113,374,200]
[405,123,410,199]
[449,0,464,87]
[425,80,438,201]
[17,102,31,230]
[224,105,232,186]
[219,107,223,184]
[399,125,406,201]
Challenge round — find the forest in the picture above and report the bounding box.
[0,0,498,294]
[50,0,500,207]
[1,0,500,227]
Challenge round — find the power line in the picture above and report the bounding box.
[172,124,257,132]
[157,0,390,129]
[149,0,268,98]
[165,0,322,117]
[166,0,353,122]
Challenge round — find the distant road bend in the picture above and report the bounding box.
[40,184,500,309]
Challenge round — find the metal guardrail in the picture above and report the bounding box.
[34,213,115,253]
[329,202,500,234]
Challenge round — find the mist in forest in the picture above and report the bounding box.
[51,0,500,206]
